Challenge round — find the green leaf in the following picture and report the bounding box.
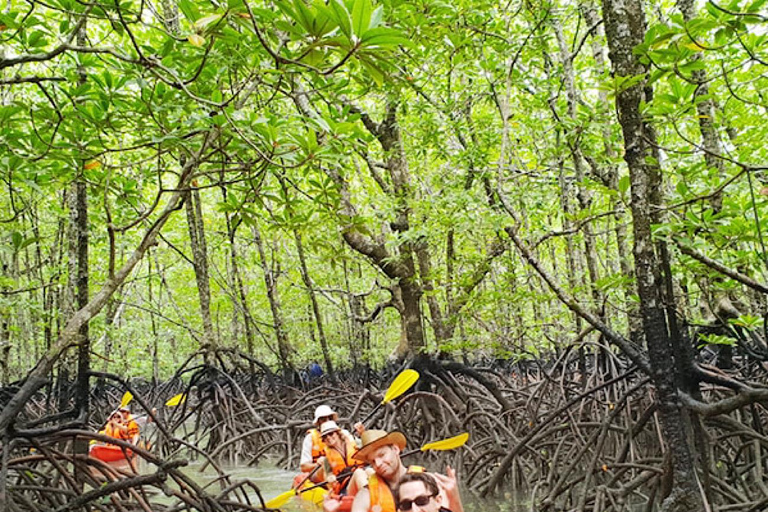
[618,175,630,194]
[360,27,413,48]
[177,0,200,22]
[358,56,385,85]
[27,30,47,47]
[747,0,768,13]
[698,333,735,347]
[368,6,383,29]
[351,0,372,38]
[195,13,223,30]
[328,0,352,39]
[292,0,316,33]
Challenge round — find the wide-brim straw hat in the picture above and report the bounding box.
[353,429,407,463]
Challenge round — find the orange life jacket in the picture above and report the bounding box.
[325,436,359,475]
[325,435,360,494]
[367,473,395,512]
[367,466,424,512]
[123,415,139,438]
[103,422,130,441]
[309,428,327,461]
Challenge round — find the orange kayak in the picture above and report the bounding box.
[89,444,134,462]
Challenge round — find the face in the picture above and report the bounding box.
[120,410,130,420]
[316,414,335,426]
[369,445,401,481]
[322,431,343,449]
[396,481,441,512]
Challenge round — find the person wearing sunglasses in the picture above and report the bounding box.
[394,473,445,512]
[394,472,463,512]
[300,405,364,483]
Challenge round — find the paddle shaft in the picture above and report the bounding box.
[296,461,323,491]
[359,402,383,427]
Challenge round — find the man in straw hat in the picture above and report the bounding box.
[324,430,462,512]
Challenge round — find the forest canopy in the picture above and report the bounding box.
[1,0,767,382]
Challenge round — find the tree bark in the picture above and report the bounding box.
[250,219,294,379]
[185,186,216,360]
[294,229,335,378]
[600,0,703,510]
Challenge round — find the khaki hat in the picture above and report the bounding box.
[353,429,407,463]
[320,420,341,437]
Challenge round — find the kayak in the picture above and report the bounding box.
[89,444,134,462]
[292,473,354,511]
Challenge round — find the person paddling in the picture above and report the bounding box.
[97,407,140,445]
[320,420,364,495]
[301,405,363,483]
[118,406,140,444]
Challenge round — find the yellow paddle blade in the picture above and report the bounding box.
[302,487,327,505]
[165,393,186,407]
[382,369,419,404]
[264,489,295,509]
[421,432,469,451]
[120,391,133,408]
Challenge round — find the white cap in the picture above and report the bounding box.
[320,420,341,437]
[313,405,337,425]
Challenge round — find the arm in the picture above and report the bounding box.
[432,467,463,512]
[350,487,371,512]
[300,434,317,473]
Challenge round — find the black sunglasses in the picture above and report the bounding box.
[397,494,435,511]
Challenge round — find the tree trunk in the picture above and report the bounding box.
[250,220,294,379]
[73,178,89,417]
[581,0,641,341]
[600,0,703,510]
[219,182,256,373]
[293,229,335,378]
[185,187,215,360]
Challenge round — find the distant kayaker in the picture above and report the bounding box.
[111,406,140,444]
[301,405,364,483]
[100,411,124,441]
[394,472,463,512]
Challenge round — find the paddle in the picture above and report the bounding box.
[359,369,419,426]
[264,432,469,509]
[401,432,469,457]
[165,393,186,407]
[120,391,133,408]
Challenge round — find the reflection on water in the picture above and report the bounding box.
[131,458,526,511]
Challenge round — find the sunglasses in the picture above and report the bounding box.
[397,494,435,511]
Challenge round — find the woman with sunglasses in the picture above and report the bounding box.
[394,472,463,512]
